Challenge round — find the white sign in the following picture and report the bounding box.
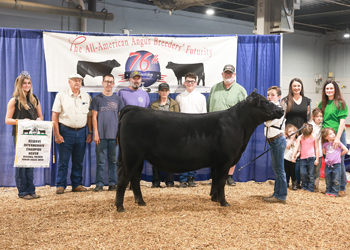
[43,32,237,93]
[15,120,53,168]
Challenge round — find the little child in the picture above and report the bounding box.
[321,127,349,197]
[309,108,323,191]
[292,123,319,192]
[263,86,287,204]
[284,124,299,190]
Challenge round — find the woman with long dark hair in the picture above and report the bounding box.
[5,72,43,200]
[318,80,348,196]
[281,78,311,189]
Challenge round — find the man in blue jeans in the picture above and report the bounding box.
[90,74,125,192]
[263,86,287,203]
[52,73,93,194]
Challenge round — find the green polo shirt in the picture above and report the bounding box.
[318,100,348,132]
[208,81,247,112]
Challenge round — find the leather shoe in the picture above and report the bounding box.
[263,196,286,204]
[20,194,33,200]
[338,191,346,197]
[108,185,117,191]
[31,194,40,199]
[56,187,65,194]
[72,185,87,192]
[94,185,103,192]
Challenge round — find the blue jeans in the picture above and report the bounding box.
[56,124,86,189]
[300,157,316,192]
[325,163,341,196]
[95,139,118,187]
[179,171,196,183]
[340,131,347,191]
[268,135,287,200]
[13,136,36,197]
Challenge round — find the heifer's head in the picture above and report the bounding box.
[246,89,284,124]
[110,59,121,67]
[165,62,173,68]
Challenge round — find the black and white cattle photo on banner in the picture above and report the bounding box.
[43,32,238,93]
[15,120,53,168]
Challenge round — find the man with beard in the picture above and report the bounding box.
[207,64,247,186]
[118,71,150,107]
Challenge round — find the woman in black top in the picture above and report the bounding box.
[281,78,311,189]
[5,72,43,200]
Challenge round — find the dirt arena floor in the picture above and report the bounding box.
[1,179,350,249]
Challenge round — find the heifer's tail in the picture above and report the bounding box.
[117,106,134,176]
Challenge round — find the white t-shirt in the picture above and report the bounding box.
[310,120,323,157]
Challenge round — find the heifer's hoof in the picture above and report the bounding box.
[220,202,230,207]
[137,201,146,206]
[117,206,125,212]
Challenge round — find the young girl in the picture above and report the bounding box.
[284,124,299,190]
[292,123,319,192]
[310,108,323,191]
[5,72,43,200]
[321,128,348,197]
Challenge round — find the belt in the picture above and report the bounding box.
[60,123,85,131]
[267,133,283,143]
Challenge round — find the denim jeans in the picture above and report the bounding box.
[95,139,118,187]
[325,163,341,196]
[179,171,196,183]
[13,136,36,197]
[268,135,287,200]
[340,131,347,191]
[300,157,316,192]
[56,124,86,189]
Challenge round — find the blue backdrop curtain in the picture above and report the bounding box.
[0,28,280,187]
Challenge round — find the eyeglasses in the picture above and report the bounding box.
[185,80,196,84]
[103,81,114,85]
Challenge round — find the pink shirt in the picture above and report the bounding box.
[300,136,316,159]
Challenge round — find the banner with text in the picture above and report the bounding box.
[15,120,53,168]
[43,33,237,93]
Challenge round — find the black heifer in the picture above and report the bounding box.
[76,59,120,84]
[166,61,205,86]
[115,90,283,212]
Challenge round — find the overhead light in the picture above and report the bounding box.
[206,8,214,15]
[344,33,350,38]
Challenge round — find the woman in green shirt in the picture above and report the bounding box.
[318,80,348,196]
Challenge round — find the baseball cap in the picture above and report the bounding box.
[68,73,83,79]
[223,64,235,73]
[130,71,142,78]
[158,83,170,91]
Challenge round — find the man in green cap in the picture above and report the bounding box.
[207,64,247,186]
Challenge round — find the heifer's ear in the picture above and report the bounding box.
[253,88,257,93]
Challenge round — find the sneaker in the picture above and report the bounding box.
[72,185,87,192]
[31,194,40,199]
[94,185,104,192]
[338,191,346,197]
[179,182,188,188]
[108,185,117,191]
[166,183,174,187]
[20,194,33,200]
[263,196,286,204]
[188,177,196,187]
[56,187,65,195]
[226,176,236,186]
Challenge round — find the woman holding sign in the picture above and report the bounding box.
[5,72,43,200]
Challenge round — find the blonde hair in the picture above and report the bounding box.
[321,127,336,145]
[285,124,298,135]
[12,73,37,110]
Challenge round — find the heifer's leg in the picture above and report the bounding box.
[115,173,129,212]
[210,167,219,202]
[217,174,230,207]
[130,162,146,206]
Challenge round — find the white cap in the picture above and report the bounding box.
[68,73,83,79]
